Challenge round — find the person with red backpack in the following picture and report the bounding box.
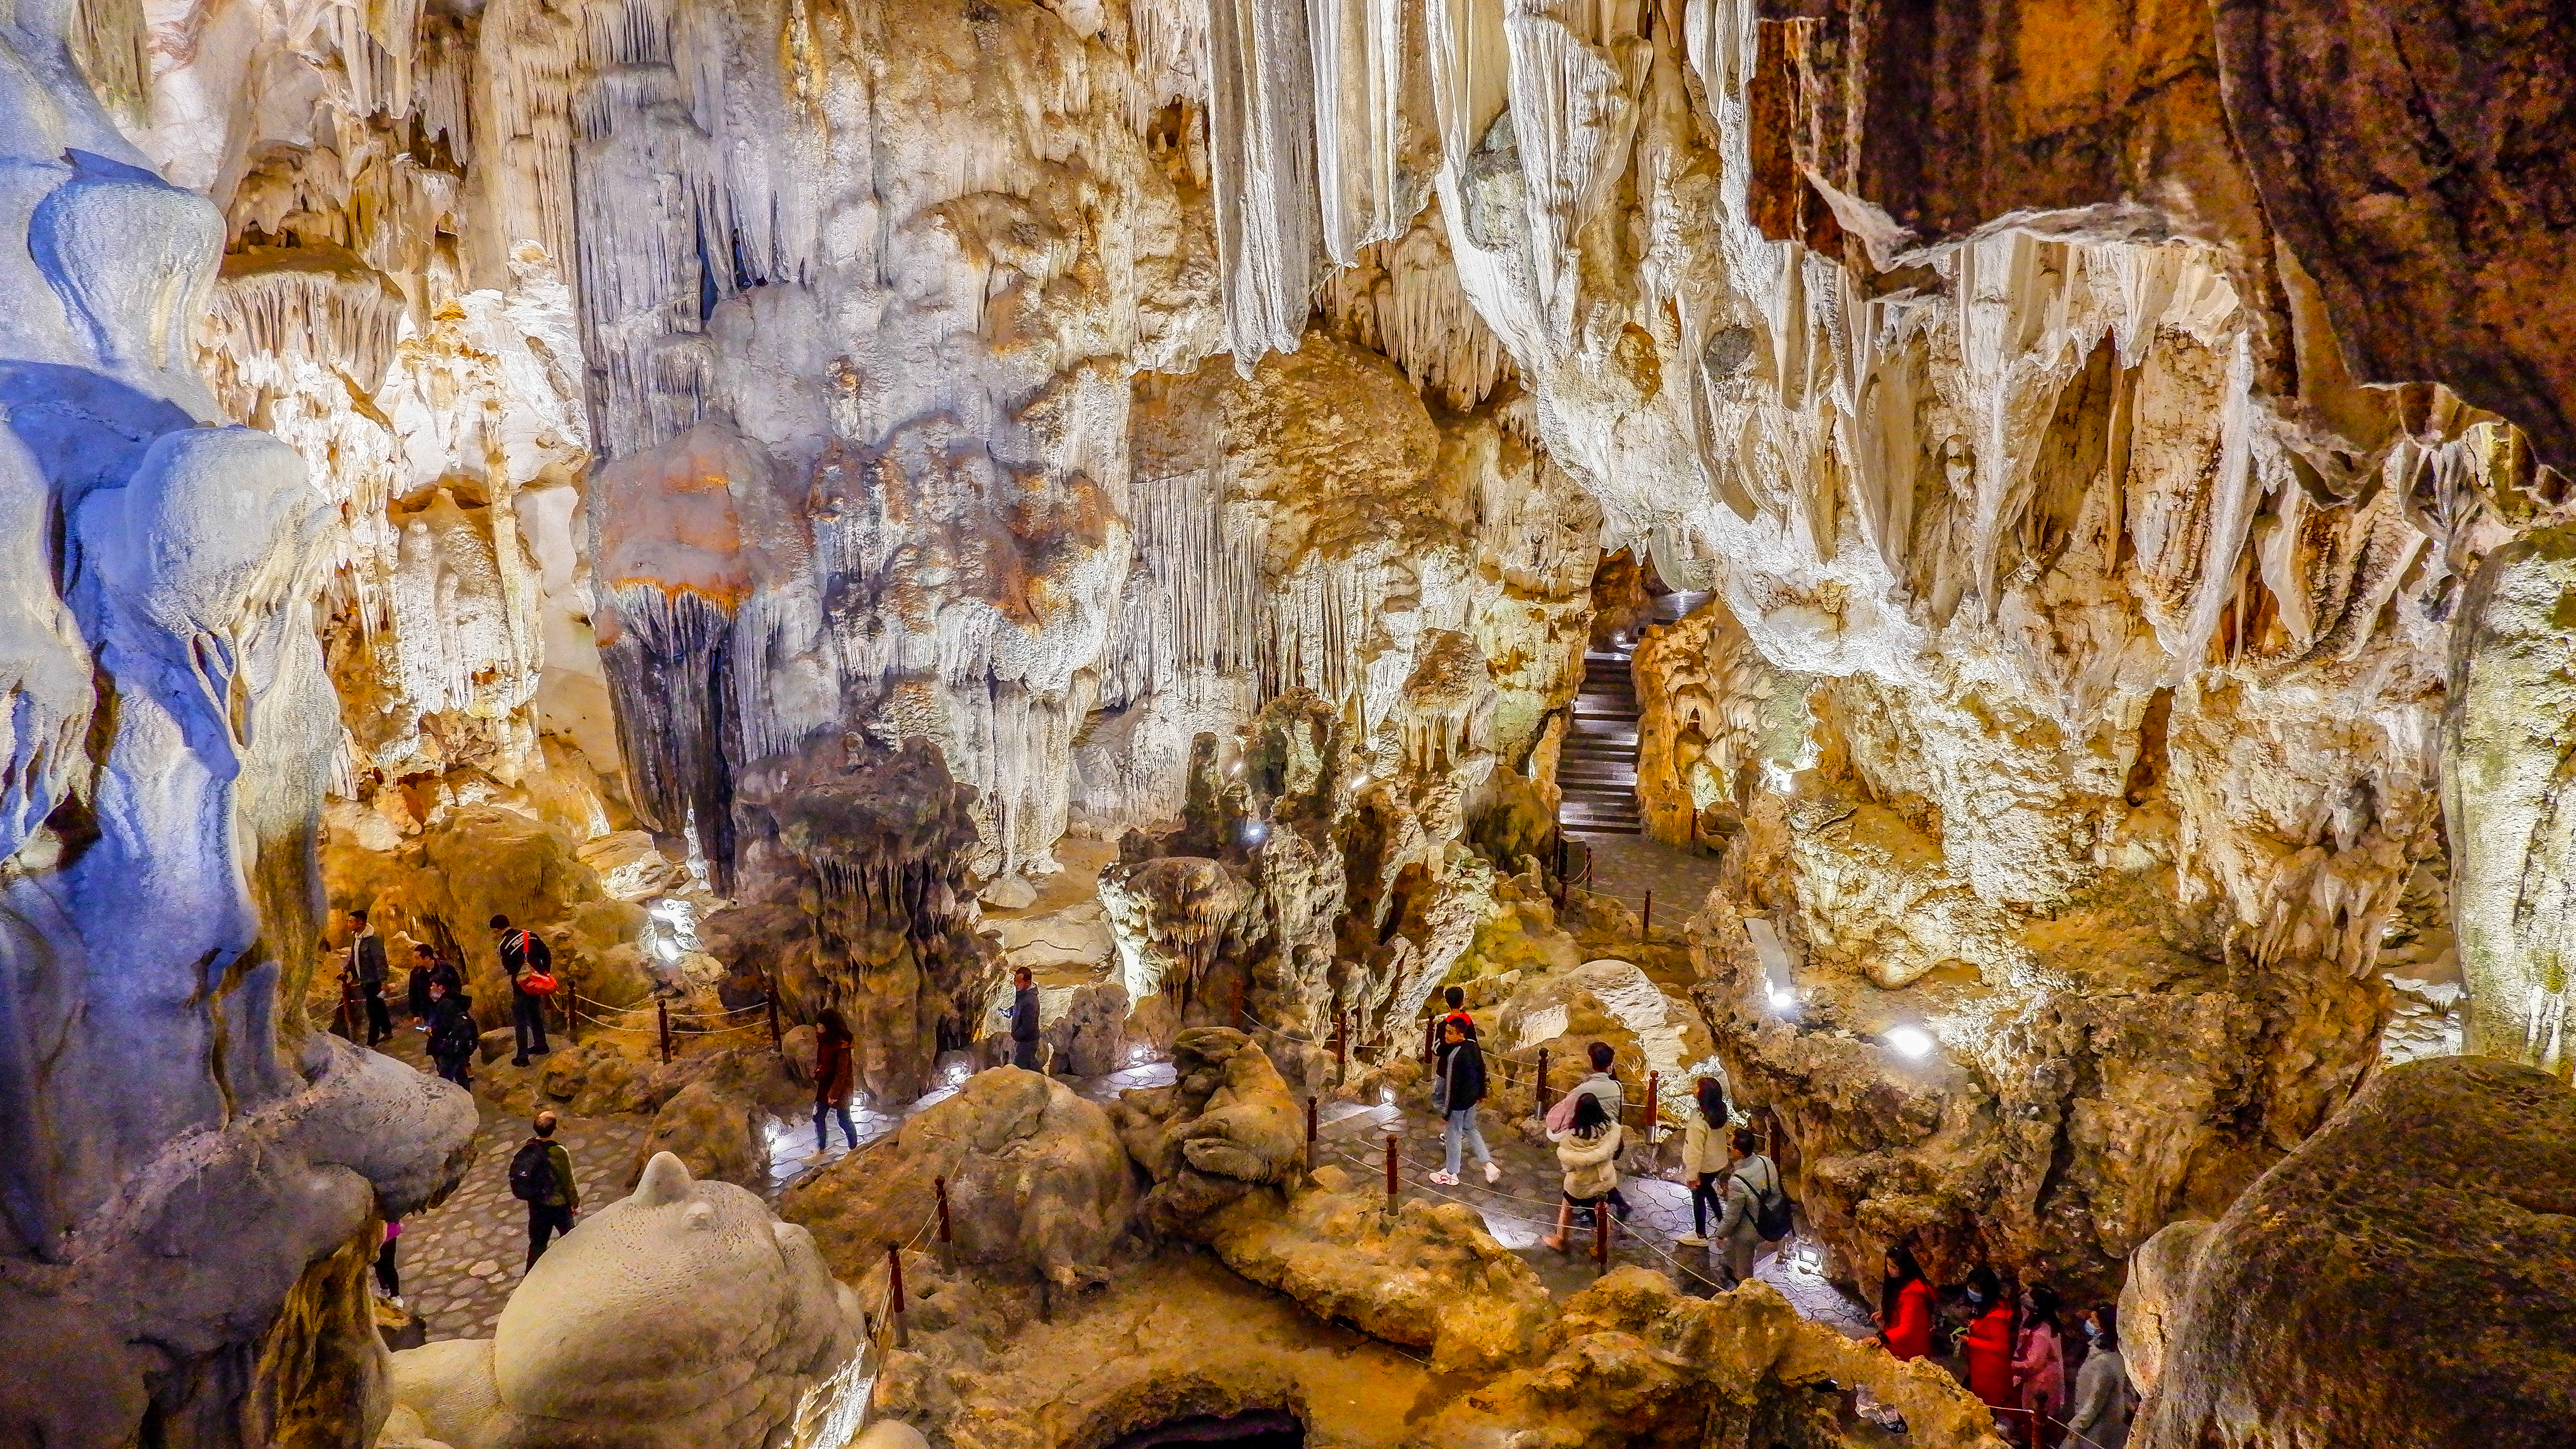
[510,1110,579,1269]
[493,915,556,1067]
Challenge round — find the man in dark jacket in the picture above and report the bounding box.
[516,1110,580,1269]
[406,943,439,1028]
[425,979,477,1087]
[1009,967,1042,1071]
[1431,1018,1498,1186]
[349,909,392,1045]
[493,914,553,1066]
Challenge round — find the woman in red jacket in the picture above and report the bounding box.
[1960,1266,2020,1429]
[813,1008,857,1152]
[1874,1242,1937,1361]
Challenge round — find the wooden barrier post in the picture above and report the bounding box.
[657,998,673,1063]
[564,973,579,1045]
[337,977,357,1041]
[1645,1071,1660,1145]
[886,1244,907,1347]
[1593,1195,1611,1271]
[1333,1009,1347,1085]
[1642,889,1653,942]
[1383,1130,1398,1218]
[1305,1096,1318,1173]
[1536,1046,1551,1116]
[766,976,782,1049]
[934,1176,954,1269]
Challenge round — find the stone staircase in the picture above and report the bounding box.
[1558,591,1710,837]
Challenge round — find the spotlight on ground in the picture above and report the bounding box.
[1885,1025,1934,1060]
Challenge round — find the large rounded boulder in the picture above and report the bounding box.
[2136,1056,2576,1449]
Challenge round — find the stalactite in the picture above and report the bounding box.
[598,585,738,881]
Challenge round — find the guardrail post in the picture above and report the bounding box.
[1536,1046,1550,1116]
[657,998,672,1063]
[1642,889,1653,943]
[1383,1130,1398,1218]
[886,1244,907,1347]
[1593,1195,1611,1272]
[1305,1095,1318,1173]
[935,1176,954,1270]
[1333,1009,1347,1086]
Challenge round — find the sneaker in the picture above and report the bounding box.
[1428,1170,1460,1186]
[1482,1161,1501,1185]
[1677,1233,1710,1247]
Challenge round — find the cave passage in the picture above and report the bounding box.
[1099,1409,1305,1449]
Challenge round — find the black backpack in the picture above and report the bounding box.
[509,1140,556,1203]
[1735,1160,1794,1241]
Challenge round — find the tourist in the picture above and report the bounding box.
[2066,1304,2131,1449]
[349,909,392,1045]
[1540,1091,1622,1253]
[1709,1125,1777,1287]
[406,943,437,1029]
[1009,967,1041,1070]
[1437,985,1476,1045]
[1430,1017,1498,1186]
[2015,1284,2069,1448]
[512,1110,580,1269]
[376,1219,402,1305]
[1544,1042,1631,1222]
[493,915,553,1066]
[1961,1267,2018,1429]
[425,979,477,1087]
[1872,1242,1936,1361]
[1675,1075,1731,1247]
[814,1007,858,1152]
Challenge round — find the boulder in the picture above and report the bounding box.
[2117,1217,2212,1399]
[629,1078,769,1191]
[1110,1029,1307,1232]
[1203,1188,1553,1373]
[781,1067,1133,1290]
[1045,980,1131,1076]
[2136,1056,2576,1449]
[388,1153,861,1449]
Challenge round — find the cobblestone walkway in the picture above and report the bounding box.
[1315,1094,1874,1335]
[1573,830,1727,930]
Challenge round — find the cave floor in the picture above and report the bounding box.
[1312,1093,1874,1334]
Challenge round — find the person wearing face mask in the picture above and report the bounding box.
[2014,1284,2069,1448]
[1960,1266,2018,1429]
[2066,1304,2132,1448]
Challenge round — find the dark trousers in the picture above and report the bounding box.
[434,1053,471,1088]
[375,1237,399,1297]
[526,1203,573,1267]
[1690,1179,1722,1236]
[1011,1037,1040,1071]
[361,984,393,1044]
[511,993,550,1062]
[814,1100,856,1150]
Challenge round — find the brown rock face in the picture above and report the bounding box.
[2136,1056,2576,1449]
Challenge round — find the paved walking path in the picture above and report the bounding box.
[1314,1093,1874,1334]
[1574,830,1727,929]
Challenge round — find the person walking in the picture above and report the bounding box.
[2066,1304,2131,1449]
[1543,1042,1632,1223]
[510,1111,579,1269]
[1961,1267,2018,1430]
[425,979,477,1087]
[349,910,393,1045]
[493,915,553,1066]
[406,943,437,1029]
[375,1219,403,1305]
[2014,1284,2069,1448]
[1009,967,1041,1071]
[1872,1242,1937,1361]
[1541,1091,1623,1253]
[813,1007,858,1153]
[1709,1126,1778,1287]
[1675,1076,1732,1246]
[1430,1017,1498,1185]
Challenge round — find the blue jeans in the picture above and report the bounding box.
[1443,1106,1491,1175]
[814,1101,856,1150]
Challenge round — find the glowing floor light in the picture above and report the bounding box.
[1884,1025,1935,1060]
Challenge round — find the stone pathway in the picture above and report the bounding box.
[1315,1093,1874,1335]
[1573,830,1727,929]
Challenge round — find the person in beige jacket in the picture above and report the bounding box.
[1675,1076,1733,1247]
[1542,1092,1624,1252]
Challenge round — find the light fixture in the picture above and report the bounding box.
[1238,818,1269,846]
[1767,984,1795,1012]
[1885,1025,1934,1060]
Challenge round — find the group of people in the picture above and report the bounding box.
[1873,1249,2133,1446]
[337,910,562,1087]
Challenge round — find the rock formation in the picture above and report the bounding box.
[386,1152,862,1449]
[2129,1056,2576,1449]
